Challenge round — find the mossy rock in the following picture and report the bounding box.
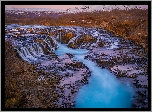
[68,42,77,49]
[98,41,105,47]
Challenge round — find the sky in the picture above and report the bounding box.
[5,5,148,11]
[138,5,148,9]
[5,5,83,10]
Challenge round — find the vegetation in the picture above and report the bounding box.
[5,41,61,108]
[5,8,148,51]
[67,34,97,49]
[55,29,76,44]
[5,8,148,108]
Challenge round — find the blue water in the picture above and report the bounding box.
[55,43,134,108]
[55,43,89,56]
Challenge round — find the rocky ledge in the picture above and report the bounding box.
[84,45,148,108]
[5,41,91,108]
[32,53,91,108]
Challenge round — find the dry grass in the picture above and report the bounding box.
[5,41,60,108]
[5,8,148,51]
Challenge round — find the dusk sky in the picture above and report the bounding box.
[5,5,83,10]
[5,5,148,10]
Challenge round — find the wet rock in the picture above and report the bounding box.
[98,41,105,47]
[68,42,77,49]
[65,53,74,58]
[67,34,98,49]
[57,85,63,89]
[56,29,76,44]
[34,38,43,43]
[71,89,75,94]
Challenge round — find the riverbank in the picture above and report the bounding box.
[5,40,91,108]
[5,24,148,108]
[38,53,91,108]
[5,8,148,51]
[5,40,62,108]
[84,46,148,108]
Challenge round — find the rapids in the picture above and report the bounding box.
[5,24,135,108]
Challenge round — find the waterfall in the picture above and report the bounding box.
[16,36,58,63]
[68,33,80,45]
[16,43,44,62]
[44,36,58,51]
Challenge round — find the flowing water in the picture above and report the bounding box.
[55,43,88,56]
[55,43,134,108]
[16,40,134,108]
[6,24,135,108]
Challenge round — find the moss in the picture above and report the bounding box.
[98,41,104,47]
[6,8,148,51]
[68,42,77,49]
[5,41,61,108]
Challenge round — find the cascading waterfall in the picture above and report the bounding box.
[67,27,87,45]
[68,34,80,45]
[16,35,58,63]
[16,43,44,62]
[50,36,58,48]
[6,24,136,108]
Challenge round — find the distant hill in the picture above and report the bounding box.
[66,5,143,13]
[5,8,148,51]
[5,5,144,13]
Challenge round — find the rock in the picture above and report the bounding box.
[34,38,43,43]
[98,41,105,47]
[71,89,75,94]
[68,42,77,49]
[66,53,74,58]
